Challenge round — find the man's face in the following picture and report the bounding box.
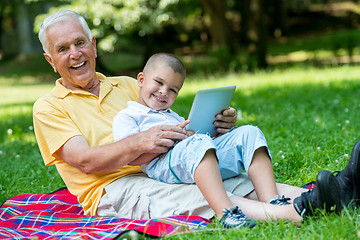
[137,63,183,111]
[43,18,98,90]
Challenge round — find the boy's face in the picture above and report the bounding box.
[137,63,184,111]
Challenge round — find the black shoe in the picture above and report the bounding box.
[293,170,341,216]
[334,140,360,209]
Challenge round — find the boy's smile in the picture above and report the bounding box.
[137,63,184,111]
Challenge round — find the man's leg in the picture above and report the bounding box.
[230,195,302,222]
[245,182,307,202]
[232,170,341,221]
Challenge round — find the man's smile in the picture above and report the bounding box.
[71,61,86,69]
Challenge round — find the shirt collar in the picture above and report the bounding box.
[127,101,171,114]
[51,72,109,99]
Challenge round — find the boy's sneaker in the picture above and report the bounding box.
[334,140,360,209]
[220,206,256,229]
[269,195,291,205]
[293,170,341,217]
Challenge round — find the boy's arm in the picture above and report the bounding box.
[113,112,159,166]
[113,112,140,142]
[214,107,237,135]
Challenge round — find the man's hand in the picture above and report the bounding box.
[214,107,237,135]
[126,124,189,166]
[139,124,188,154]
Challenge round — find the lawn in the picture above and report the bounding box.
[169,65,360,239]
[0,63,359,239]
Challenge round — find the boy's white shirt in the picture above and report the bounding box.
[112,101,185,142]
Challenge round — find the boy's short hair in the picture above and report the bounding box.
[144,53,186,79]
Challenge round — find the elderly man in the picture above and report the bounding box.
[33,10,360,226]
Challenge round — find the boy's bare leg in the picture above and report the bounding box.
[229,195,302,222]
[194,149,233,218]
[247,146,279,202]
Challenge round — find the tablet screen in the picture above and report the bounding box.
[185,85,236,137]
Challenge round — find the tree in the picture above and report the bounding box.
[0,0,14,58]
[33,0,273,72]
[34,0,186,73]
[241,0,268,69]
[198,0,234,51]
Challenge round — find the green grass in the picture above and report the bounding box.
[1,64,360,239]
[172,65,360,239]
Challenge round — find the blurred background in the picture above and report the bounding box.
[2,0,360,211]
[1,0,360,78]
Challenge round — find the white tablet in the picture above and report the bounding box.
[185,85,236,137]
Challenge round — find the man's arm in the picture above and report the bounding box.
[57,124,188,174]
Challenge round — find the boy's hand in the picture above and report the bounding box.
[185,130,195,136]
[214,107,237,135]
[177,119,194,136]
[177,119,190,129]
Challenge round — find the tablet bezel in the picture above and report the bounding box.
[185,85,236,137]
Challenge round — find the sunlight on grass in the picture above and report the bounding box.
[1,65,360,239]
[181,65,360,95]
[0,85,52,105]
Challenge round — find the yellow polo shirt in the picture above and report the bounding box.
[33,72,142,215]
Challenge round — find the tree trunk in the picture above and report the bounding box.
[17,2,32,55]
[0,4,4,56]
[245,0,268,69]
[271,0,287,37]
[239,0,250,45]
[199,0,233,51]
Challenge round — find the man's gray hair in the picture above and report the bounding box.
[38,10,92,54]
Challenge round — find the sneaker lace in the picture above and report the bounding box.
[223,206,246,220]
[269,195,291,205]
[220,206,252,228]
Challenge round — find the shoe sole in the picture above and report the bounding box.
[348,140,360,208]
[316,170,341,213]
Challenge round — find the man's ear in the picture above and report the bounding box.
[137,72,144,87]
[91,36,97,58]
[43,53,57,72]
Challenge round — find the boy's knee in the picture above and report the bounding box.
[187,134,213,144]
[237,125,261,136]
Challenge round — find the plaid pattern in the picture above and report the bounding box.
[302,181,316,190]
[0,187,209,239]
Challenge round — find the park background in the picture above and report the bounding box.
[1,0,360,239]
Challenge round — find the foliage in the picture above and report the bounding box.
[29,0,360,73]
[33,0,193,53]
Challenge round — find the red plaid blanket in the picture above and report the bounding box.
[0,187,209,239]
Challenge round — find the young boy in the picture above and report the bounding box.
[112,52,295,228]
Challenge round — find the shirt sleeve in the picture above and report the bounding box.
[33,103,81,166]
[112,111,140,142]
